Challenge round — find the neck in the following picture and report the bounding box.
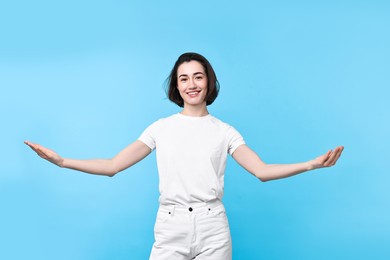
[180,104,209,117]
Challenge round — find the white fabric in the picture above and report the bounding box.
[138,113,245,206]
[149,201,232,260]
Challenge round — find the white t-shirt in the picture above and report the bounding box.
[138,113,245,206]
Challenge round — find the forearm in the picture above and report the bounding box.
[233,145,316,182]
[233,144,343,182]
[254,162,313,182]
[26,140,152,177]
[62,141,151,176]
[61,158,117,176]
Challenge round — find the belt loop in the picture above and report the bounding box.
[171,205,176,216]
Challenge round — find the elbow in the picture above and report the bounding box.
[107,162,121,177]
[253,164,273,182]
[254,172,266,182]
[254,170,267,182]
[107,168,119,177]
[257,176,268,182]
[254,171,270,182]
[104,168,118,177]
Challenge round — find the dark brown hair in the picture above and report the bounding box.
[167,52,220,107]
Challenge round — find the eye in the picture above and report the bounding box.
[180,78,188,82]
[195,76,203,80]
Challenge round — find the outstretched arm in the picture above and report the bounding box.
[24,140,151,177]
[232,144,344,182]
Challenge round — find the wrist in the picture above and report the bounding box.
[58,157,65,168]
[306,160,315,171]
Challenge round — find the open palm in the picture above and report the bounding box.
[25,141,64,167]
[310,146,344,169]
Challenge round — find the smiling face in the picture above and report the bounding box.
[177,60,208,109]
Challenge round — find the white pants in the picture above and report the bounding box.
[149,200,232,260]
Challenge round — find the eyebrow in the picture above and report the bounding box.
[178,72,205,78]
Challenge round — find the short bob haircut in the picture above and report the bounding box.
[167,52,220,107]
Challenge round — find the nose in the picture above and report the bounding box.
[188,78,197,89]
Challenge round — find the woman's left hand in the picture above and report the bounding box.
[309,146,344,170]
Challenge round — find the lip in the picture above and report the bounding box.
[186,90,201,94]
[186,90,201,97]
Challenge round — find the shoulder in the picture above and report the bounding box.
[209,115,245,138]
[209,115,235,130]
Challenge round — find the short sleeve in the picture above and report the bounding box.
[138,120,159,151]
[227,126,245,155]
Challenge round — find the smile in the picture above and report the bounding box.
[186,90,201,97]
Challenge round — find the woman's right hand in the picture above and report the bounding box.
[24,141,64,167]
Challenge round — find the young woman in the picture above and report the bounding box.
[25,52,344,260]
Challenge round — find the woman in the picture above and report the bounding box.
[25,52,344,259]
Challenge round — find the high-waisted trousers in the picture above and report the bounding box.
[149,200,232,260]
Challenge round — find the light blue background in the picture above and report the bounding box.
[1,0,389,259]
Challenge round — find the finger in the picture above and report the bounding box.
[26,141,37,149]
[323,149,337,166]
[329,146,344,165]
[30,144,42,154]
[35,148,47,157]
[36,151,48,159]
[322,150,332,164]
[26,143,39,152]
[36,146,49,156]
[25,140,37,146]
[24,141,34,148]
[32,143,45,152]
[315,151,331,167]
[325,146,344,166]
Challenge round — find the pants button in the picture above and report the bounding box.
[189,207,193,212]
